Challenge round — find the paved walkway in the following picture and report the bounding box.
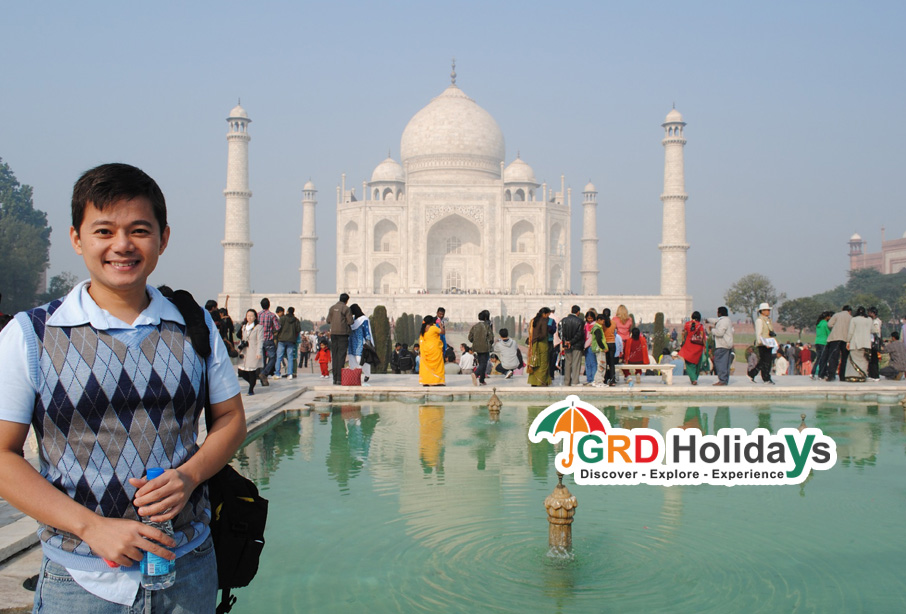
[0,371,901,610]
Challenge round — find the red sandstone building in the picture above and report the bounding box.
[848,230,906,273]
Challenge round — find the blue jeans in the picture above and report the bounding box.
[275,341,297,377]
[262,339,277,376]
[33,536,217,614]
[585,347,597,383]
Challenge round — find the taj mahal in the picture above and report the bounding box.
[219,69,693,324]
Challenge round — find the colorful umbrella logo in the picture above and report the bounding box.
[531,397,608,468]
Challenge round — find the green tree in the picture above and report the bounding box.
[724,273,786,321]
[652,312,667,359]
[776,297,824,336]
[371,306,392,373]
[37,271,79,304]
[395,312,410,345]
[0,158,51,312]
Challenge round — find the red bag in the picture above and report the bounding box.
[341,368,362,386]
[689,324,705,346]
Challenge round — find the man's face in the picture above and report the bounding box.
[70,197,169,299]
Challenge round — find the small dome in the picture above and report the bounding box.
[370,157,405,183]
[850,233,862,241]
[584,181,596,193]
[303,180,316,191]
[665,108,684,123]
[228,104,249,119]
[504,157,537,184]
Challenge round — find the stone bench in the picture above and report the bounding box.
[613,363,676,385]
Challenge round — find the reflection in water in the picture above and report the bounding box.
[419,405,445,475]
[232,400,906,614]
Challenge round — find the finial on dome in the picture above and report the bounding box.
[672,101,675,109]
[388,148,392,158]
[516,150,520,159]
[451,58,456,85]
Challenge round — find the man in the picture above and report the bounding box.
[708,306,734,386]
[390,343,402,374]
[435,307,448,355]
[326,293,353,385]
[879,331,906,380]
[548,308,559,381]
[275,306,301,379]
[747,303,775,384]
[868,306,882,380]
[824,305,852,382]
[0,163,246,611]
[493,328,521,378]
[559,305,585,386]
[257,298,280,383]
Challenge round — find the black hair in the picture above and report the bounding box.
[260,298,270,309]
[499,328,509,338]
[631,327,641,340]
[437,307,446,315]
[71,163,167,235]
[717,306,728,317]
[892,331,900,341]
[602,308,611,328]
[339,293,350,303]
[204,299,218,311]
[478,309,490,322]
[691,311,701,321]
[245,309,258,324]
[419,315,436,337]
[350,303,365,319]
[287,306,295,315]
[855,306,866,317]
[571,305,581,314]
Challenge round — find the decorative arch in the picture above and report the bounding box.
[343,221,360,253]
[344,263,359,290]
[373,262,399,294]
[549,223,565,256]
[373,188,380,200]
[382,187,394,201]
[426,214,482,294]
[549,264,564,293]
[510,263,535,294]
[505,189,512,201]
[373,219,399,252]
[511,220,535,253]
[514,188,525,202]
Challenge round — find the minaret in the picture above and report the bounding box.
[222,102,253,295]
[581,181,599,295]
[659,107,689,297]
[299,180,318,293]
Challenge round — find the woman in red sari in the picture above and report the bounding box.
[622,327,650,381]
[678,311,707,385]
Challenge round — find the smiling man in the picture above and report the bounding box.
[0,163,246,612]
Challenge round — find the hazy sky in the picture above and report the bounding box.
[3,1,904,314]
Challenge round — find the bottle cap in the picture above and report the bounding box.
[146,467,165,480]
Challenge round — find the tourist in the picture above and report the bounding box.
[622,327,649,381]
[237,308,264,394]
[413,343,420,373]
[601,308,617,385]
[315,340,331,378]
[844,306,872,381]
[773,351,789,376]
[670,350,685,376]
[327,293,354,385]
[348,303,375,384]
[679,311,708,385]
[879,331,906,380]
[797,343,810,375]
[0,163,246,611]
[493,328,520,378]
[748,303,776,384]
[812,311,831,379]
[614,304,633,360]
[299,331,312,370]
[583,310,597,385]
[558,305,585,386]
[418,316,445,386]
[527,307,553,387]
[589,313,609,387]
[547,308,559,381]
[275,306,301,379]
[868,306,882,380]
[390,343,402,374]
[468,310,494,386]
[785,341,799,375]
[824,305,852,382]
[435,307,448,355]
[708,306,734,386]
[398,343,415,374]
[459,344,476,376]
[258,298,280,382]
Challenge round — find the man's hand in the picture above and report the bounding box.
[130,469,198,523]
[81,516,175,567]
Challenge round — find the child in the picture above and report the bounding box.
[316,341,332,378]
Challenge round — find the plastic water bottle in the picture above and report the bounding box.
[140,467,176,590]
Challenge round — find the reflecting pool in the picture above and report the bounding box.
[230,400,906,613]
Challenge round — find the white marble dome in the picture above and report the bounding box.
[371,156,405,183]
[850,233,862,241]
[504,157,537,184]
[303,179,316,191]
[400,85,505,169]
[584,181,596,193]
[665,108,684,123]
[228,104,249,119]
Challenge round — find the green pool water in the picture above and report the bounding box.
[228,399,906,613]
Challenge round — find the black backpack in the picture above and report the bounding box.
[399,350,414,371]
[168,290,268,614]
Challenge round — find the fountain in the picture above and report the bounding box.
[544,472,577,554]
[487,387,502,422]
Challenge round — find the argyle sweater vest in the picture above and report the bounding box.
[23,299,209,558]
